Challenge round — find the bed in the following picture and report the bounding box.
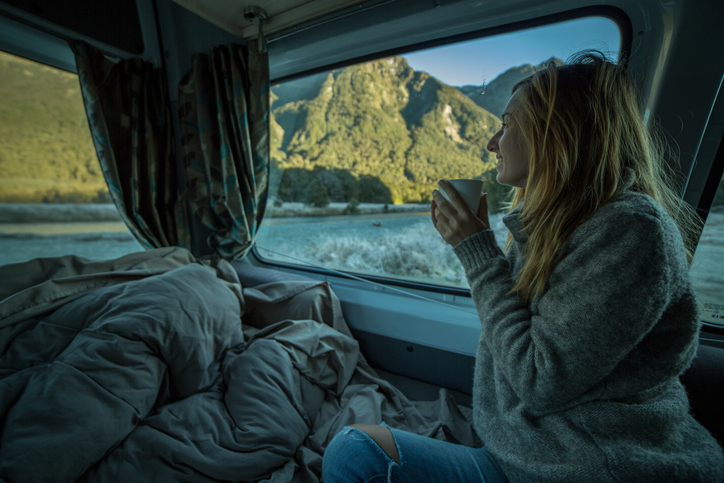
[0,247,477,482]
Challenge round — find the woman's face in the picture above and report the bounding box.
[487,89,530,188]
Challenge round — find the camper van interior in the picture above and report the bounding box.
[0,0,723,481]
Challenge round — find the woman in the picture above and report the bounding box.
[322,52,724,482]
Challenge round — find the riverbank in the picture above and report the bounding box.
[0,203,122,223]
[266,201,430,217]
[0,202,430,223]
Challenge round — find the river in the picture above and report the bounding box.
[0,206,721,324]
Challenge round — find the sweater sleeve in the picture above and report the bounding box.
[454,207,682,413]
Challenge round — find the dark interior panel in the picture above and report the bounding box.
[352,328,476,396]
[1,0,144,54]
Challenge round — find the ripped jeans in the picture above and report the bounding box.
[322,425,509,483]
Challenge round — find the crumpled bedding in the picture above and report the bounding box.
[0,247,478,482]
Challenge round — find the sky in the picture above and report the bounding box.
[401,17,621,87]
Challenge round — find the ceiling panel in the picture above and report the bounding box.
[172,0,365,39]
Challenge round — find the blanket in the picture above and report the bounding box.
[0,248,477,482]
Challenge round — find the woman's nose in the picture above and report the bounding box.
[487,133,499,152]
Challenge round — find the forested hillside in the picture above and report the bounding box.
[0,51,106,203]
[7,51,717,212]
[269,56,506,207]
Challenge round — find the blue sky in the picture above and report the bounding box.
[401,17,621,87]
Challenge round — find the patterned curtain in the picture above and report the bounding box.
[178,44,270,260]
[70,41,190,250]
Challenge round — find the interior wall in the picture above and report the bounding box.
[153,0,241,103]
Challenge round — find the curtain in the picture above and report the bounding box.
[178,44,270,260]
[70,41,190,250]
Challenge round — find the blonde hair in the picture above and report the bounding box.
[506,51,702,305]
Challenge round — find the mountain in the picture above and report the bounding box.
[0,50,539,209]
[0,51,107,203]
[458,57,563,118]
[270,56,503,206]
[271,71,329,108]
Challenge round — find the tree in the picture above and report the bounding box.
[305,178,330,207]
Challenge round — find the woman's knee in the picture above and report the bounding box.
[349,424,400,464]
[322,425,400,482]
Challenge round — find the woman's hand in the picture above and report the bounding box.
[431,180,490,247]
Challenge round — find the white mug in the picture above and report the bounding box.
[439,179,484,213]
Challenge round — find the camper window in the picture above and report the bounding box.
[254,16,621,290]
[691,178,724,326]
[0,49,142,266]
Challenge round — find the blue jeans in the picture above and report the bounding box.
[322,425,509,483]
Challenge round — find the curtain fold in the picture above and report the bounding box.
[178,43,270,260]
[70,41,190,250]
[71,40,270,261]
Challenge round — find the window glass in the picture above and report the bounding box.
[0,50,142,266]
[691,176,724,326]
[255,17,621,288]
[257,18,621,287]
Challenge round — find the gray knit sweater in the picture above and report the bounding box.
[453,191,724,482]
